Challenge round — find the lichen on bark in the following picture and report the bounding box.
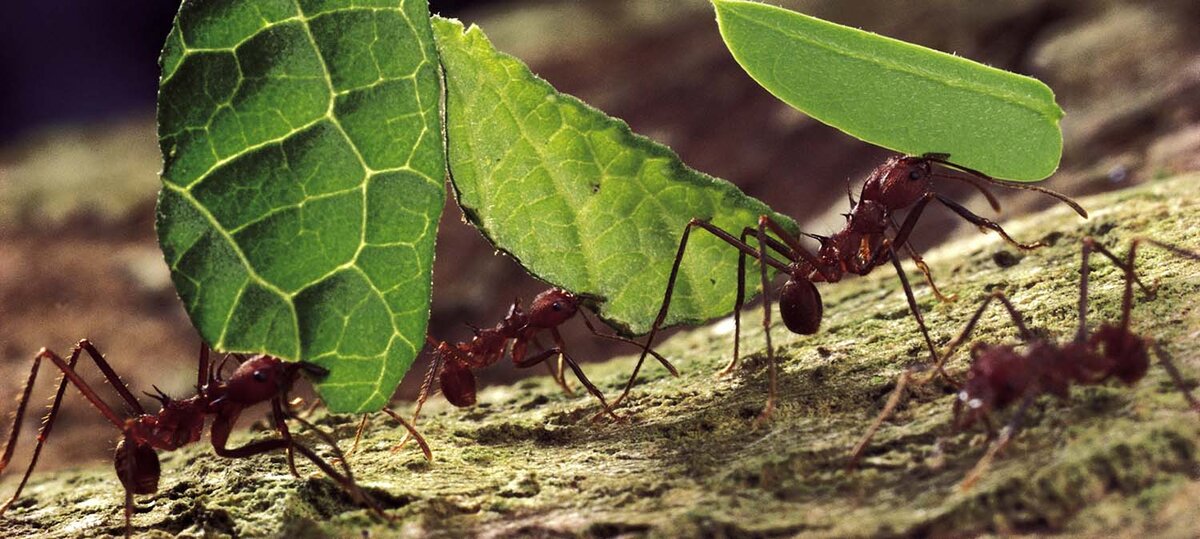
[2,175,1199,538]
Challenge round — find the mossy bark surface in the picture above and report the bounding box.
[3,176,1200,538]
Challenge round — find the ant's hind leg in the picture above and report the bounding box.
[960,392,1036,490]
[848,367,930,468]
[1150,341,1200,414]
[2,347,127,514]
[381,408,433,461]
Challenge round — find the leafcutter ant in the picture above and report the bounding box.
[354,288,675,454]
[0,341,414,536]
[848,237,1200,487]
[621,153,1087,421]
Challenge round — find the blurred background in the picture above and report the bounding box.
[1,0,1197,472]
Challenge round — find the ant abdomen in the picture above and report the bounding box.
[439,362,478,407]
[114,438,160,496]
[779,278,822,335]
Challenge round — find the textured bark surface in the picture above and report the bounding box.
[2,176,1199,538]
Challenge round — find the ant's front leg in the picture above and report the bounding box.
[210,408,393,521]
[513,331,622,421]
[886,215,956,303]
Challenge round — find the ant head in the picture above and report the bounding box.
[528,288,580,328]
[867,155,934,210]
[224,355,328,405]
[778,278,822,335]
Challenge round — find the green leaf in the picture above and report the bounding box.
[433,17,794,335]
[713,0,1063,181]
[156,0,445,413]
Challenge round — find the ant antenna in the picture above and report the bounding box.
[846,177,857,209]
[924,156,1088,218]
[931,172,1003,213]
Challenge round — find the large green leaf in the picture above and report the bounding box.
[156,0,444,412]
[713,0,1062,181]
[433,17,794,335]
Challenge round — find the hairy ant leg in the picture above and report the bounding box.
[365,335,448,456]
[379,408,433,460]
[1,343,138,517]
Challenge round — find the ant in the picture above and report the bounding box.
[354,288,676,453]
[621,153,1088,421]
[0,340,419,537]
[848,237,1200,487]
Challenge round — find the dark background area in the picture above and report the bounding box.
[1,0,1198,474]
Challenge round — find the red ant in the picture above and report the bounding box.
[0,340,418,537]
[355,288,676,453]
[848,237,1200,487]
[621,153,1087,420]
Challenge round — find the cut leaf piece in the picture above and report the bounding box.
[713,0,1062,181]
[156,0,445,413]
[433,17,795,335]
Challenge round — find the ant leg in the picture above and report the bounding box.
[1,348,126,515]
[936,291,1034,384]
[1142,238,1200,263]
[576,309,677,377]
[519,329,622,421]
[270,399,300,478]
[211,409,392,521]
[74,340,146,415]
[531,334,574,395]
[393,340,447,451]
[380,408,433,461]
[886,246,953,387]
[348,416,370,458]
[960,391,1037,490]
[1150,341,1200,415]
[720,219,806,379]
[934,194,1043,250]
[887,215,956,303]
[612,218,790,410]
[753,215,778,425]
[848,368,928,468]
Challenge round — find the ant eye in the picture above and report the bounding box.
[252,370,268,383]
[908,169,923,180]
[551,302,563,311]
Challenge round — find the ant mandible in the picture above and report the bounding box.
[0,340,414,537]
[358,287,676,453]
[621,153,1088,421]
[848,237,1200,487]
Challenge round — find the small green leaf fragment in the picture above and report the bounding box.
[156,0,444,412]
[434,17,795,334]
[713,0,1063,181]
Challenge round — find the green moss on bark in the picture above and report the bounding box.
[3,175,1200,538]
